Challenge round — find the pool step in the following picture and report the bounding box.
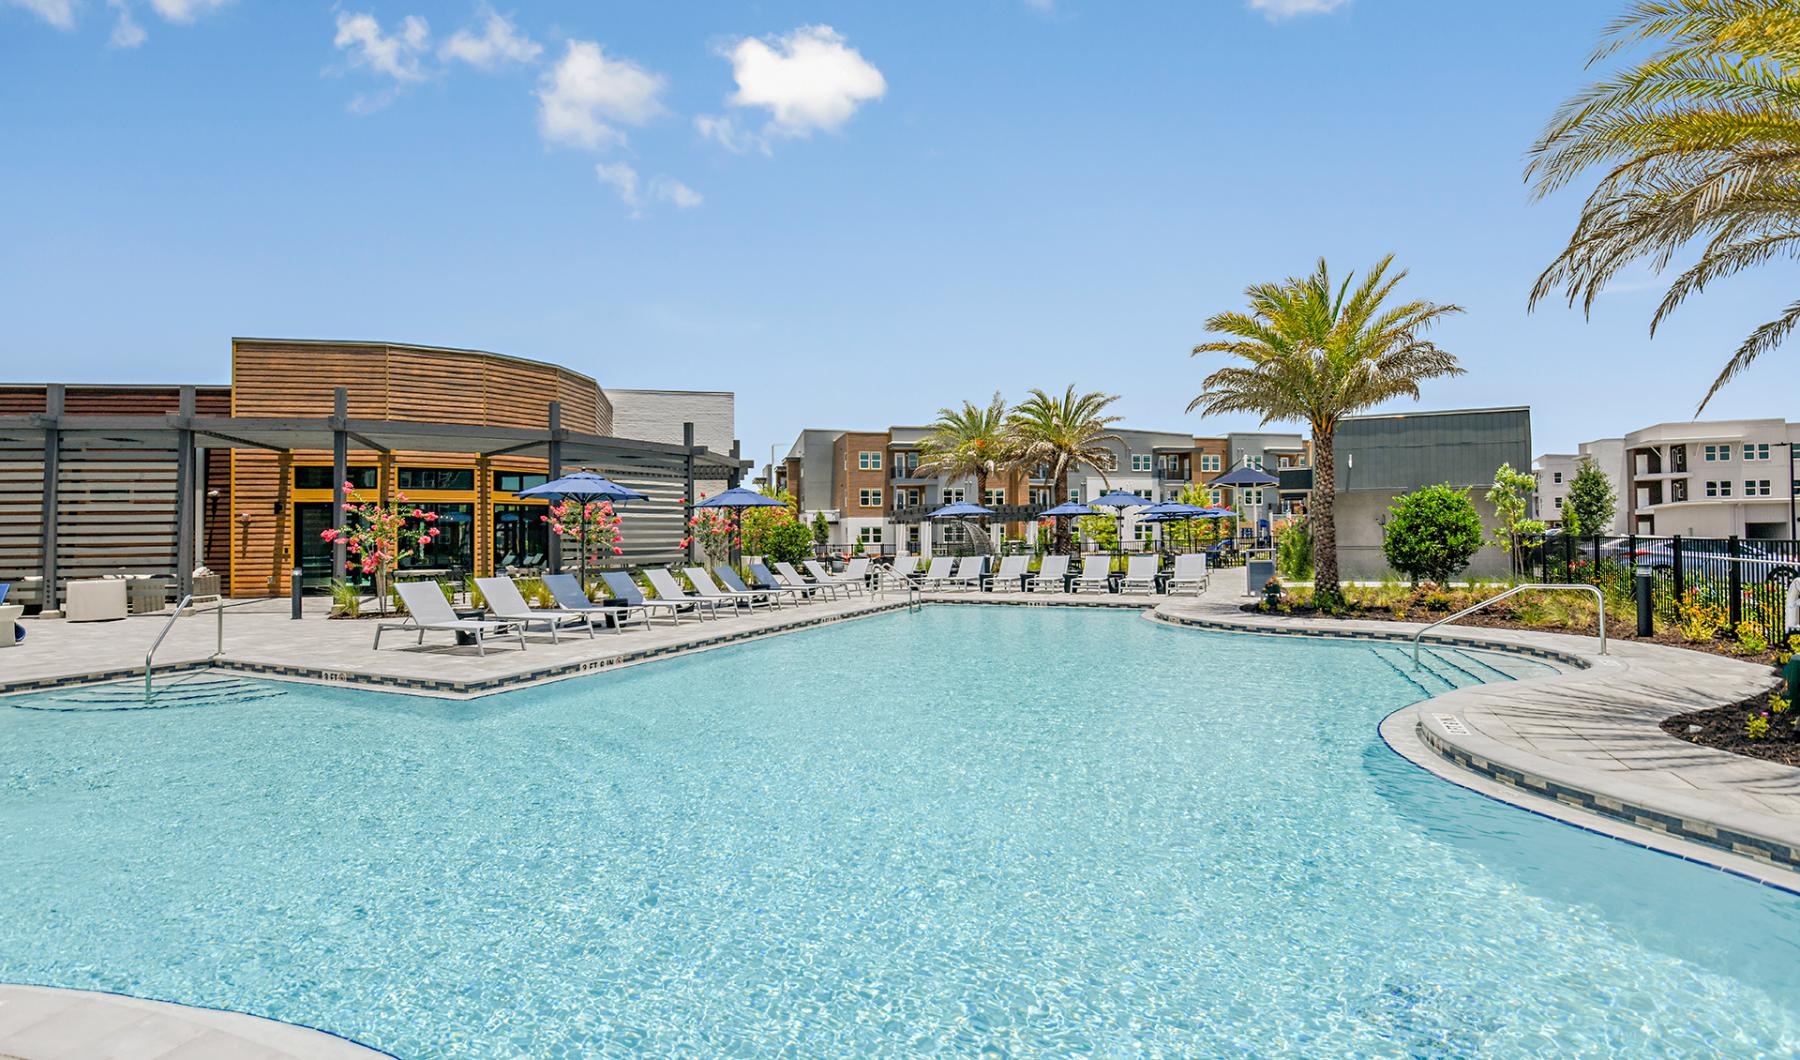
[1369,646,1500,695]
[3,673,286,712]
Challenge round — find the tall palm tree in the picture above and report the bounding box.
[916,392,1011,507]
[1190,256,1463,600]
[1528,0,1800,411]
[1006,386,1125,552]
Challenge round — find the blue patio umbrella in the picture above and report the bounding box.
[693,486,787,561]
[924,500,995,558]
[1089,490,1150,559]
[1034,500,1093,556]
[1210,466,1279,545]
[518,471,650,586]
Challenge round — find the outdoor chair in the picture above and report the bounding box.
[376,582,524,656]
[715,565,804,607]
[1119,554,1161,594]
[686,567,776,612]
[750,562,822,601]
[843,557,872,584]
[888,555,920,582]
[542,573,652,633]
[945,555,984,591]
[982,555,1030,592]
[475,577,599,643]
[775,561,846,600]
[601,571,691,625]
[917,556,957,589]
[645,568,732,620]
[805,559,866,597]
[1026,554,1070,592]
[1168,553,1209,595]
[1071,560,1112,594]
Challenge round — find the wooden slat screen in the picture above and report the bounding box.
[53,431,179,585]
[0,436,43,584]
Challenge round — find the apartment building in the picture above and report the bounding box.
[1619,419,1798,539]
[1532,437,1628,532]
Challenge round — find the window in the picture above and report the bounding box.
[1246,455,1264,470]
[1199,454,1222,473]
[906,526,920,550]
[1133,522,1153,542]
[1240,488,1264,506]
[1746,479,1772,496]
[1209,488,1223,505]
[984,488,1006,506]
[1552,471,1563,484]
[1029,487,1053,506]
[858,488,882,508]
[898,487,923,507]
[939,521,967,545]
[1554,497,1563,508]
[1134,488,1152,500]
[493,472,549,494]
[943,488,964,504]
[295,466,377,490]
[858,451,882,470]
[1129,454,1152,473]
[1705,480,1732,498]
[397,467,474,491]
[892,452,919,477]
[1704,444,1730,462]
[858,525,883,545]
[1067,488,1083,503]
[1745,443,1771,462]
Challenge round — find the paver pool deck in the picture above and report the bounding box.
[0,985,387,1058]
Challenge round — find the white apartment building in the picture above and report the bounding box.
[1532,437,1629,533]
[1621,419,1798,539]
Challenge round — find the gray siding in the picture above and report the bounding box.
[1334,408,1531,491]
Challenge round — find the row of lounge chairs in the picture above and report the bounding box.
[374,560,874,655]
[887,553,1209,595]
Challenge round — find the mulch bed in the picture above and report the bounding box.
[1662,703,1800,768]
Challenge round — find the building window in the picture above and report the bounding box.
[1553,471,1563,484]
[1554,497,1563,509]
[858,525,883,545]
[1705,480,1733,498]
[1744,443,1771,462]
[1746,479,1771,496]
[1672,479,1688,502]
[1068,488,1083,503]
[295,466,377,490]
[906,526,920,551]
[1704,444,1730,462]
[897,487,922,507]
[493,472,549,494]
[984,488,1006,506]
[892,452,919,477]
[397,467,475,491]
[1128,454,1152,473]
[858,488,882,508]
[1029,487,1053,506]
[1240,488,1264,506]
[1245,455,1264,470]
[1133,522,1153,543]
[1133,488,1152,500]
[943,488,964,504]
[858,451,882,471]
[1199,454,1222,473]
[940,521,968,545]
[1209,488,1223,505]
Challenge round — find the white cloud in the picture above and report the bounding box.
[5,0,77,29]
[537,39,665,150]
[713,25,885,142]
[596,162,642,212]
[440,6,540,71]
[107,0,145,46]
[1247,0,1349,21]
[334,12,431,84]
[650,176,702,210]
[1023,0,1055,10]
[693,113,759,154]
[595,164,702,216]
[149,0,229,22]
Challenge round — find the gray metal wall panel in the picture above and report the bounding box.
[1334,409,1531,491]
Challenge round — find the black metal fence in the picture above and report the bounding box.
[1529,534,1799,644]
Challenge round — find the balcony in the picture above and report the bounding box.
[891,503,1045,524]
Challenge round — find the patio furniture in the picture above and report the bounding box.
[916,556,957,589]
[1025,554,1070,592]
[715,565,803,608]
[1071,561,1112,594]
[805,560,866,597]
[375,582,524,656]
[774,562,845,600]
[542,573,652,633]
[982,555,1030,592]
[944,556,985,591]
[475,577,599,643]
[600,571,690,625]
[888,555,920,582]
[686,567,776,612]
[749,562,821,601]
[1168,554,1209,595]
[65,579,128,622]
[644,568,731,620]
[1120,554,1161,594]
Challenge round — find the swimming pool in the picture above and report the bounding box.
[2,607,1797,1055]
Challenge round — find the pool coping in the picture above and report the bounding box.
[0,983,393,1058]
[1149,596,1800,887]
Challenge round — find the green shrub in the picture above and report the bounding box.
[327,579,361,618]
[1383,484,1484,586]
[1276,521,1314,581]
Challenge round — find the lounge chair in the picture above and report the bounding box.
[715,565,804,607]
[888,555,920,582]
[376,581,524,655]
[982,555,1030,592]
[645,568,731,620]
[1168,553,1209,595]
[916,556,957,589]
[475,577,599,643]
[601,571,690,626]
[945,555,985,591]
[749,562,821,602]
[0,582,17,644]
[775,561,846,600]
[1025,554,1070,593]
[843,557,872,584]
[804,560,865,597]
[686,566,776,612]
[542,572,652,633]
[1119,554,1160,594]
[1071,560,1112,594]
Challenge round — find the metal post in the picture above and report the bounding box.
[39,384,62,614]
[175,386,196,598]
[1728,534,1743,630]
[546,402,563,575]
[332,388,348,581]
[1635,563,1654,637]
[683,422,697,564]
[729,439,741,489]
[1671,534,1684,602]
[291,567,303,619]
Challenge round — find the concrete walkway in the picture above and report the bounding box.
[0,985,386,1059]
[1154,571,1798,887]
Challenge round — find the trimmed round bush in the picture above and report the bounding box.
[1383,484,1483,586]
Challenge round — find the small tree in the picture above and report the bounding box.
[1275,518,1314,580]
[1076,511,1117,553]
[1384,484,1483,586]
[683,495,738,561]
[1566,457,1617,537]
[810,510,830,549]
[543,498,624,591]
[320,482,441,614]
[1486,463,1544,576]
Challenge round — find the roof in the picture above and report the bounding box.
[233,337,602,390]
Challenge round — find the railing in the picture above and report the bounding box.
[144,594,194,700]
[1412,583,1605,670]
[868,564,922,612]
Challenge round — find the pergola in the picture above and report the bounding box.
[4,386,744,609]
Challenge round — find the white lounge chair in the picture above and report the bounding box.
[475,576,599,642]
[843,557,872,584]
[1168,553,1209,595]
[1026,554,1070,592]
[917,556,957,589]
[686,566,776,611]
[1071,560,1112,594]
[542,573,652,633]
[376,581,524,655]
[805,559,866,597]
[1119,554,1160,594]
[945,555,985,591]
[983,554,1030,592]
[645,568,732,619]
[749,562,819,603]
[714,565,803,607]
[775,561,845,600]
[888,555,920,582]
[600,571,689,625]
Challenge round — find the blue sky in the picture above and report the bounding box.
[3,0,1796,469]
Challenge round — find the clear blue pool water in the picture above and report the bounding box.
[2,607,1797,1056]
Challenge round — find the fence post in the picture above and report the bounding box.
[1672,535,1684,603]
[1727,534,1742,631]
[1564,532,1575,582]
[1591,534,1601,569]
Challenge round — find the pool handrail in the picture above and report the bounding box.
[1412,583,1604,670]
[144,594,194,700]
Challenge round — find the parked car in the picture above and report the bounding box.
[1608,540,1797,585]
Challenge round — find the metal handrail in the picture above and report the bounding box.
[144,594,194,700]
[1412,583,1605,669]
[869,565,922,612]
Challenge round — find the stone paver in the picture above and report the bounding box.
[0,985,386,1059]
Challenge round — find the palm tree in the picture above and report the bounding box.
[1005,386,1125,552]
[1528,0,1800,411]
[916,392,1011,506]
[1190,256,1463,601]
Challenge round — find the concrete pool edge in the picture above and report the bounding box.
[1150,594,1799,885]
[0,983,393,1058]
